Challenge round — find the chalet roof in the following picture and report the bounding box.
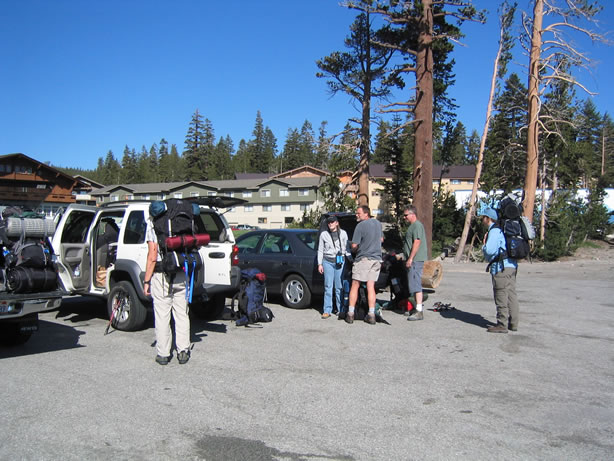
[0,153,79,183]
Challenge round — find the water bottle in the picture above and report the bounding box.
[342,279,350,309]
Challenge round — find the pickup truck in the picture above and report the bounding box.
[0,291,63,345]
[49,197,242,331]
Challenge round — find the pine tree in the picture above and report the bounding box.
[247,111,275,173]
[210,135,234,179]
[158,139,171,182]
[184,109,214,181]
[482,73,528,193]
[574,99,603,189]
[298,120,316,168]
[314,122,330,170]
[281,128,302,171]
[120,146,138,184]
[317,6,396,206]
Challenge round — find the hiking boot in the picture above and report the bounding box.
[321,313,331,319]
[155,355,171,365]
[345,312,354,324]
[177,350,190,364]
[487,324,508,333]
[407,311,424,321]
[365,314,376,325]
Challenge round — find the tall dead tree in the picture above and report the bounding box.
[455,1,517,263]
[522,0,609,220]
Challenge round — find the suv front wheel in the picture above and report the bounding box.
[107,281,148,331]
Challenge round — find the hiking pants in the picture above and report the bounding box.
[152,271,190,356]
[492,269,519,328]
[322,259,344,315]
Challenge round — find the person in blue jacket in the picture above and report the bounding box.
[480,207,519,333]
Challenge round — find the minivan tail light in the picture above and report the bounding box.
[231,245,239,266]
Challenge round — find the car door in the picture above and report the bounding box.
[196,209,233,286]
[245,232,291,293]
[51,205,98,292]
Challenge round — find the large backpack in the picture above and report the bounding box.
[149,199,209,300]
[231,268,274,326]
[494,195,535,261]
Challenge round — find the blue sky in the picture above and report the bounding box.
[1,0,612,171]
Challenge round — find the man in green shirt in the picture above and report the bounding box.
[403,205,427,321]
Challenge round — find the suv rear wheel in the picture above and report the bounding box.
[107,281,148,331]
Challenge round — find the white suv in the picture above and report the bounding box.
[51,198,242,331]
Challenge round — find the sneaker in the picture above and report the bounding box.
[407,311,424,321]
[487,324,508,333]
[155,355,171,365]
[321,313,331,319]
[365,314,376,325]
[345,312,354,324]
[177,350,190,364]
[508,325,518,332]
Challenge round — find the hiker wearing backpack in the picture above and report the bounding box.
[480,207,519,333]
[317,215,350,319]
[143,217,191,365]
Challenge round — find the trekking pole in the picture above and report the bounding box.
[104,296,123,335]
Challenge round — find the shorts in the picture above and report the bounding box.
[352,258,381,282]
[408,261,424,294]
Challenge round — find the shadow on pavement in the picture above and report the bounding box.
[431,307,495,329]
[0,320,85,359]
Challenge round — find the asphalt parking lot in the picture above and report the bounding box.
[1,257,613,461]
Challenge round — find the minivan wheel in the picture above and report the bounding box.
[107,281,148,331]
[282,274,311,309]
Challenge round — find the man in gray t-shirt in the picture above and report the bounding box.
[346,205,383,325]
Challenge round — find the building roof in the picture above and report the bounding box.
[0,153,79,183]
[432,164,476,179]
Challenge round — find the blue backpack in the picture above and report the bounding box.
[232,268,274,326]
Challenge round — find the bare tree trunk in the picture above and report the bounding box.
[454,8,508,263]
[523,0,543,222]
[602,125,606,177]
[539,157,547,243]
[357,11,372,208]
[413,0,434,258]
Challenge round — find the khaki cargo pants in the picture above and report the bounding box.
[151,271,190,357]
[492,269,519,329]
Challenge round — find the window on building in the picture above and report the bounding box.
[222,191,234,197]
[258,217,268,224]
[143,194,150,200]
[373,209,383,216]
[111,195,119,202]
[263,205,272,212]
[174,192,183,199]
[243,191,252,198]
[279,189,289,197]
[299,189,309,196]
[260,189,271,197]
[245,205,253,212]
[126,195,134,200]
[191,192,199,197]
[284,217,294,225]
[451,179,461,185]
[281,204,291,212]
[207,191,217,196]
[300,204,310,212]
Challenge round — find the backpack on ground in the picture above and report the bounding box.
[489,195,535,268]
[149,199,209,300]
[231,268,274,326]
